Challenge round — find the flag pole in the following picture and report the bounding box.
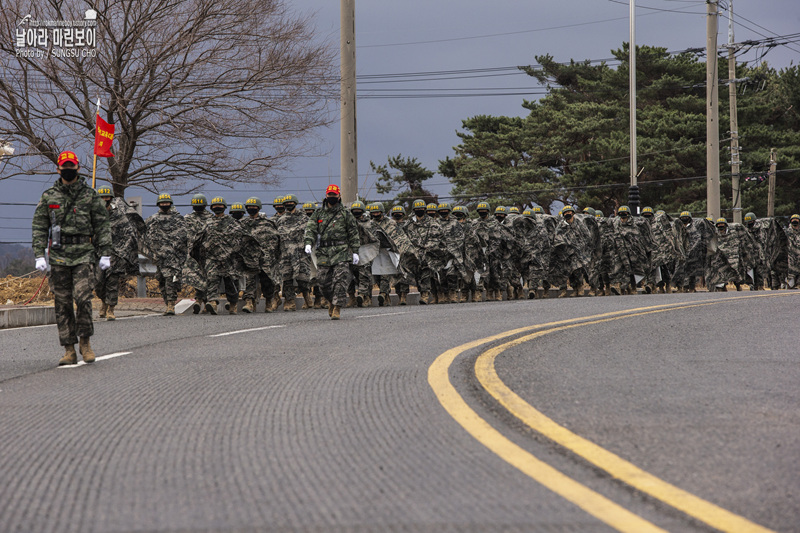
[92,98,100,188]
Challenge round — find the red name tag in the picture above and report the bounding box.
[48,204,60,209]
[318,219,323,223]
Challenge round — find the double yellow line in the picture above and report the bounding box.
[429,294,794,532]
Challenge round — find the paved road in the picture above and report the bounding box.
[1,291,797,532]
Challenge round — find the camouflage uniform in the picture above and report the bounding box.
[144,207,188,303]
[516,213,551,298]
[436,209,467,303]
[574,213,602,294]
[278,209,312,303]
[204,213,244,308]
[645,212,683,293]
[595,214,615,295]
[183,209,213,303]
[609,214,653,293]
[472,213,514,299]
[304,200,361,308]
[786,218,800,288]
[404,212,446,303]
[32,175,112,347]
[240,212,281,309]
[549,215,591,295]
[458,214,487,302]
[95,197,139,307]
[348,210,378,306]
[707,222,753,290]
[749,217,789,290]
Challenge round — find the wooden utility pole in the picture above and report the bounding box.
[628,0,640,215]
[727,1,742,223]
[340,0,357,204]
[706,0,721,221]
[767,148,777,216]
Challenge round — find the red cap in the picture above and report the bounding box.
[325,184,341,196]
[57,151,79,166]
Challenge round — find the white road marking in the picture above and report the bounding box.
[354,311,410,319]
[58,351,131,369]
[208,324,286,337]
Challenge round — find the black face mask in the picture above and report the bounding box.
[478,211,488,219]
[371,213,382,220]
[392,215,404,221]
[619,214,629,220]
[159,205,171,213]
[193,206,205,213]
[413,209,426,218]
[681,218,691,225]
[231,212,244,220]
[643,214,653,220]
[564,213,573,221]
[276,206,286,214]
[283,203,296,212]
[211,206,225,215]
[60,168,78,181]
[246,208,260,216]
[352,211,363,219]
[326,197,340,206]
[104,199,113,206]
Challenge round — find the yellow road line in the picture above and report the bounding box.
[475,298,792,533]
[429,293,795,532]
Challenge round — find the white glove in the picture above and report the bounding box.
[99,256,111,270]
[35,257,47,272]
[305,244,312,255]
[352,253,359,265]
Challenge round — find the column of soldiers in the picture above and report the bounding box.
[133,193,800,319]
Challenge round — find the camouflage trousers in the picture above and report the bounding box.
[373,274,391,294]
[95,269,122,307]
[207,271,239,305]
[156,267,181,303]
[182,258,208,302]
[318,262,351,307]
[50,263,94,346]
[243,269,276,302]
[349,264,373,296]
[408,263,433,293]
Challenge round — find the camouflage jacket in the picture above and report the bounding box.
[472,216,514,258]
[708,224,753,285]
[683,218,716,278]
[184,210,213,265]
[32,176,112,267]
[372,216,419,269]
[460,218,487,275]
[279,209,311,278]
[304,202,361,267]
[203,214,243,276]
[404,214,447,269]
[648,213,683,268]
[240,214,281,273]
[438,217,467,276]
[751,218,789,276]
[786,226,800,277]
[106,198,140,275]
[550,218,592,277]
[513,216,551,276]
[144,208,188,272]
[610,216,653,278]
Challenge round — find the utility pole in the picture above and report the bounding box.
[706,0,721,221]
[767,148,777,217]
[628,0,640,214]
[727,1,742,223]
[340,0,357,204]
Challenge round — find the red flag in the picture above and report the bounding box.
[94,114,115,157]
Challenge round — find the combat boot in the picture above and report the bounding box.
[399,293,407,305]
[106,305,116,320]
[378,292,388,307]
[557,286,568,298]
[572,282,583,297]
[283,295,296,312]
[419,291,430,305]
[495,290,504,301]
[346,294,357,308]
[328,302,334,317]
[302,291,313,309]
[331,305,341,320]
[205,300,218,315]
[439,291,450,304]
[449,290,458,303]
[242,299,255,313]
[79,337,95,364]
[267,295,279,312]
[98,301,108,319]
[487,289,495,301]
[473,290,483,302]
[362,293,372,307]
[164,301,175,316]
[228,302,238,315]
[59,345,78,366]
[193,299,204,314]
[313,293,322,309]
[319,295,330,309]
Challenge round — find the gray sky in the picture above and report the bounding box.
[2,0,799,245]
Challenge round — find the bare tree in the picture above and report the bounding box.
[0,0,336,196]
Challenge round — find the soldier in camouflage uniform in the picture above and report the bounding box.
[609,205,653,295]
[202,197,244,314]
[707,218,754,291]
[304,184,361,320]
[436,203,468,303]
[32,151,112,365]
[389,206,413,304]
[347,201,377,307]
[746,212,789,290]
[367,203,401,306]
[95,188,139,320]
[473,202,513,301]
[303,202,327,309]
[183,193,213,313]
[549,206,591,297]
[144,194,188,315]
[642,207,681,294]
[240,197,281,313]
[404,199,448,305]
[520,209,551,299]
[787,214,800,289]
[594,210,615,296]
[500,207,526,300]
[455,206,487,302]
[278,194,312,311]
[676,211,716,292]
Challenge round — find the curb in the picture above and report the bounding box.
[0,305,56,329]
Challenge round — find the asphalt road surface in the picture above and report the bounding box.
[1,290,798,532]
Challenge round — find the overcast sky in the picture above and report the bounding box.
[2,0,799,245]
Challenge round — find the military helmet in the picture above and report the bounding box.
[509,206,520,214]
[273,196,284,206]
[157,193,173,206]
[680,211,692,219]
[303,202,316,211]
[350,200,366,212]
[191,193,207,207]
[595,210,604,218]
[97,186,113,198]
[790,214,800,223]
[532,206,544,214]
[655,210,665,216]
[437,202,452,212]
[412,199,426,209]
[716,217,728,226]
[523,209,533,217]
[210,196,227,208]
[391,205,406,216]
[744,212,757,223]
[245,197,262,210]
[583,207,596,216]
[230,202,245,213]
[367,203,385,213]
[706,216,713,222]
[283,194,299,205]
[453,206,469,217]
[426,203,438,212]
[617,205,631,215]
[476,202,490,211]
[642,206,654,215]
[560,205,574,215]
[494,206,507,214]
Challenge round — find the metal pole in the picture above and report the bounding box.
[340,0,357,204]
[767,148,777,217]
[728,1,741,223]
[706,0,721,221]
[628,0,640,214]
